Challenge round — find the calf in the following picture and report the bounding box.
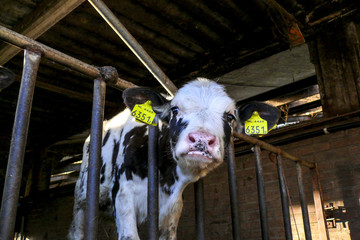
[68,78,280,240]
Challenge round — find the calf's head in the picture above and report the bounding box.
[123,78,280,178]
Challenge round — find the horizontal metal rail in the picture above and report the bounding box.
[0,25,136,90]
[233,132,315,168]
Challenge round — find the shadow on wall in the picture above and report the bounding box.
[336,164,360,239]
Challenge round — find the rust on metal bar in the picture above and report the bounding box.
[0,25,136,90]
[88,0,178,96]
[233,132,315,168]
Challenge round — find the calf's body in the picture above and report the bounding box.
[69,78,280,240]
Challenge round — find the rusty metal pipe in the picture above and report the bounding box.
[227,137,241,240]
[0,48,42,240]
[84,77,106,240]
[234,132,315,168]
[148,117,159,240]
[0,25,135,90]
[88,0,178,96]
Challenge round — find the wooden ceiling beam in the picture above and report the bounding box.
[0,0,85,65]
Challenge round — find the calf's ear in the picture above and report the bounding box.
[122,87,168,110]
[235,102,281,134]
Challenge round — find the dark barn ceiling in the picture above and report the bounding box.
[0,0,359,192]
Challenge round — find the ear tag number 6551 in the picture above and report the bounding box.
[131,100,157,126]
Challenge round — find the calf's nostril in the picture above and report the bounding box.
[208,139,215,146]
[188,134,196,143]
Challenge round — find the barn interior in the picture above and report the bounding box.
[0,0,360,239]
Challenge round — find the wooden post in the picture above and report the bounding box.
[308,21,360,117]
[311,165,330,240]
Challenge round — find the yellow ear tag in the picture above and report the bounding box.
[244,111,268,135]
[131,100,157,126]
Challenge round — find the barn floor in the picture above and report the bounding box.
[20,126,360,240]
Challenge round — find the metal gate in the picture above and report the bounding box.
[0,1,329,239]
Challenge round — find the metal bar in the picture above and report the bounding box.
[227,137,241,240]
[0,48,42,240]
[234,132,315,168]
[88,0,178,96]
[194,179,205,240]
[254,145,269,240]
[311,165,329,240]
[296,162,312,240]
[148,117,159,240]
[276,155,293,240]
[0,25,136,90]
[84,77,106,240]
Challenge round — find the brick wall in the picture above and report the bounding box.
[23,127,360,239]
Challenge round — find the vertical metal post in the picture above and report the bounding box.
[194,179,205,240]
[227,137,241,240]
[276,155,293,240]
[148,116,159,240]
[0,48,42,240]
[296,162,312,240]
[84,77,106,240]
[254,145,269,240]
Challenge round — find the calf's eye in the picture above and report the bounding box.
[171,106,179,115]
[226,113,235,123]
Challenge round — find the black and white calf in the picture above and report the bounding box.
[68,78,280,240]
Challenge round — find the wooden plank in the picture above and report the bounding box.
[308,21,360,117]
[311,166,330,240]
[0,0,85,65]
[266,85,319,107]
[237,76,318,106]
[306,1,360,27]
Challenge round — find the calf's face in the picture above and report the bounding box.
[167,79,235,176]
[122,78,280,178]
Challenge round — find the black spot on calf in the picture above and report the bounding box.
[102,129,111,146]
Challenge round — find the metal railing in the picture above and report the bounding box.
[234,132,328,240]
[0,1,329,239]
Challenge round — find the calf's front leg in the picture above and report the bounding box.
[159,196,183,240]
[114,181,140,240]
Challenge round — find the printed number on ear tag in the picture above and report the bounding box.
[244,111,267,135]
[131,100,157,126]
